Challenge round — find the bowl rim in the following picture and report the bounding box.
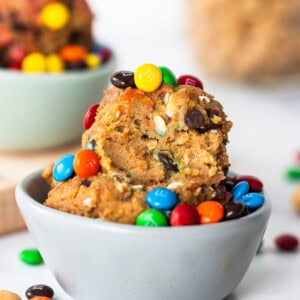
[0,54,116,80]
[16,169,272,235]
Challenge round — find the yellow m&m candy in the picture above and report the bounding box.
[134,63,162,92]
[22,52,46,73]
[41,2,70,31]
[85,53,101,69]
[46,54,64,73]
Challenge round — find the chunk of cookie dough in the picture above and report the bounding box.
[43,75,232,224]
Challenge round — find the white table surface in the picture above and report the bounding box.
[1,1,300,299]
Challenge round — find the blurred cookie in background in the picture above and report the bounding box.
[186,0,300,81]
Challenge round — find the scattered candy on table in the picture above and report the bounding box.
[275,234,299,251]
[0,290,21,300]
[19,248,43,265]
[291,185,300,214]
[25,284,54,299]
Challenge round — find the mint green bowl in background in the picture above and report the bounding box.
[0,56,116,151]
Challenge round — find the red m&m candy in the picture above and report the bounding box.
[177,74,203,89]
[275,234,299,251]
[235,175,263,192]
[83,103,99,129]
[170,204,199,226]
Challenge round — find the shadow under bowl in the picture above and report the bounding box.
[16,170,271,300]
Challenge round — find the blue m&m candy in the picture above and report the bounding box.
[146,187,177,210]
[239,192,265,210]
[52,154,75,181]
[232,181,249,200]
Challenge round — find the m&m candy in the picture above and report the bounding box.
[146,187,177,210]
[111,71,135,89]
[170,204,199,226]
[73,149,100,178]
[275,234,299,251]
[196,200,224,224]
[232,181,249,200]
[40,2,70,30]
[22,52,46,73]
[136,209,168,227]
[52,154,75,181]
[85,53,101,69]
[177,74,203,89]
[238,192,265,210]
[59,45,87,62]
[235,175,263,192]
[83,103,99,130]
[45,54,64,73]
[159,66,178,87]
[20,248,43,265]
[134,63,162,92]
[26,284,54,299]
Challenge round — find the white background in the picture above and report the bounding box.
[1,0,300,299]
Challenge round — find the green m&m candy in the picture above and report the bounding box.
[20,248,43,265]
[159,66,178,87]
[286,167,300,181]
[136,209,168,227]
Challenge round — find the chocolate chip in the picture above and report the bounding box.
[86,139,96,151]
[116,125,125,132]
[81,179,91,187]
[111,71,136,89]
[158,152,178,172]
[224,201,249,220]
[207,108,222,129]
[184,109,204,129]
[10,12,28,31]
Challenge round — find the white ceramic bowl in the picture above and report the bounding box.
[0,57,116,151]
[16,170,271,300]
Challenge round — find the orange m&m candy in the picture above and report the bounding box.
[59,45,87,62]
[73,149,100,178]
[196,200,224,224]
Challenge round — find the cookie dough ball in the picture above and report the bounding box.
[0,0,93,65]
[291,184,300,214]
[43,68,232,224]
[186,0,300,79]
